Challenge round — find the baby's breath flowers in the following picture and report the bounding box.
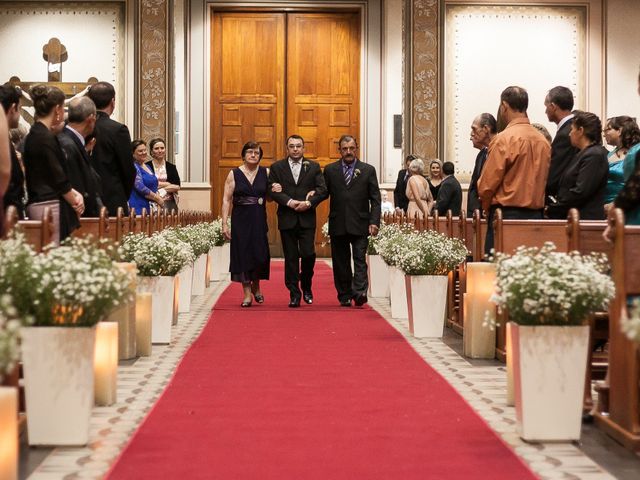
[120,232,194,277]
[490,242,615,326]
[376,223,418,267]
[395,230,468,276]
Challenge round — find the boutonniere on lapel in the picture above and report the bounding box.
[354,168,361,179]
[302,161,310,172]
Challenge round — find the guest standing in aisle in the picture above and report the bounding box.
[268,135,326,308]
[321,135,381,307]
[88,81,136,215]
[221,141,270,307]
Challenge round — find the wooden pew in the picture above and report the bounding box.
[71,207,109,242]
[471,210,486,262]
[10,207,54,252]
[594,208,640,452]
[566,209,611,414]
[492,209,568,361]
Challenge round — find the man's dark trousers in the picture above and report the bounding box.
[281,225,316,299]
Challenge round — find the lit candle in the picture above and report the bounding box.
[136,293,152,357]
[110,262,137,360]
[94,322,118,406]
[463,263,497,359]
[0,387,17,480]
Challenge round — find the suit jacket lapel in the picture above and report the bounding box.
[296,157,309,185]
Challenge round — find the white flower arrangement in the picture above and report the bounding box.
[0,295,22,380]
[161,225,210,257]
[206,219,228,247]
[622,299,640,343]
[120,232,194,277]
[321,221,330,246]
[491,242,615,326]
[32,237,133,326]
[0,232,38,325]
[395,230,468,276]
[376,223,415,266]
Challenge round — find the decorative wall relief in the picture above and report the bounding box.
[408,0,439,162]
[444,4,586,181]
[139,0,169,142]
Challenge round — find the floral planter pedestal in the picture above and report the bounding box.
[137,276,177,344]
[21,326,96,446]
[178,264,194,314]
[388,266,408,319]
[367,254,389,298]
[192,254,208,296]
[209,245,229,282]
[512,323,589,441]
[405,275,448,338]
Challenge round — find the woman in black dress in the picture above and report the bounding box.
[23,85,84,242]
[221,141,270,307]
[427,159,443,207]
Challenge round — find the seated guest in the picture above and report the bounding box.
[380,190,394,214]
[0,84,26,219]
[406,157,433,219]
[435,161,462,216]
[427,159,443,202]
[603,116,640,211]
[393,154,415,213]
[547,111,609,220]
[24,85,84,242]
[58,97,104,217]
[129,140,164,214]
[146,137,181,212]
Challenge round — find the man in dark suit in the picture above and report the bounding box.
[321,135,381,307]
[544,86,579,206]
[269,135,327,307]
[467,113,496,217]
[436,162,462,216]
[88,81,136,215]
[393,155,415,213]
[58,97,103,217]
[0,84,26,219]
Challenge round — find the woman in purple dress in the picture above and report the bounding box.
[221,141,270,307]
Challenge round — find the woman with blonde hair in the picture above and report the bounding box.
[406,157,433,219]
[427,158,444,201]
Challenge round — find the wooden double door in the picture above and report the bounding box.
[210,11,360,256]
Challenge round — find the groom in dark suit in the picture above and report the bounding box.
[321,135,381,307]
[269,135,327,307]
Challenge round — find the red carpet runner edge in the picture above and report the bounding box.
[107,262,537,479]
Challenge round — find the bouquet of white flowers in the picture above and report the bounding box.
[0,295,22,380]
[32,237,133,326]
[396,230,468,276]
[161,225,211,257]
[491,242,615,326]
[120,232,195,277]
[376,223,414,267]
[622,299,640,343]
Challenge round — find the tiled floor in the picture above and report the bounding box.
[20,272,640,479]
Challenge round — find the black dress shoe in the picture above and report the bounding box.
[303,291,313,304]
[289,297,301,308]
[353,294,368,306]
[253,293,264,304]
[339,299,352,307]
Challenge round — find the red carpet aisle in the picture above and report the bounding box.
[107,262,536,479]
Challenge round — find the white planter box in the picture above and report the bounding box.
[209,246,226,281]
[388,266,408,319]
[367,254,389,298]
[177,264,193,313]
[405,275,448,338]
[21,326,96,446]
[137,276,177,344]
[512,324,589,441]
[192,254,207,296]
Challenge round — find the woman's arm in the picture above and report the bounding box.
[221,171,235,240]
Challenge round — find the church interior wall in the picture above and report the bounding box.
[1,0,639,210]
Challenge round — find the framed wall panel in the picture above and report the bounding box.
[444,4,586,181]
